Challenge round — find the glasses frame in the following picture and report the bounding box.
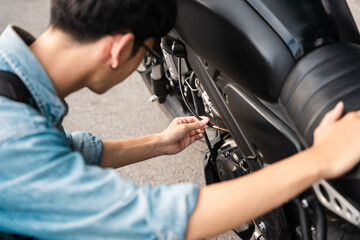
[141,43,161,58]
[140,42,164,65]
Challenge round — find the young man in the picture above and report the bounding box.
[0,0,359,239]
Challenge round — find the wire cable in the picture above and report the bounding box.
[177,58,216,162]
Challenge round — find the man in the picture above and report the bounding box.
[0,0,359,239]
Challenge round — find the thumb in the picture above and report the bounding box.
[318,102,344,128]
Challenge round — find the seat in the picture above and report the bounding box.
[280,42,360,145]
[280,42,360,211]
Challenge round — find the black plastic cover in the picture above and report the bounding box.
[174,0,295,101]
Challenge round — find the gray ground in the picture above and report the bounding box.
[0,1,359,239]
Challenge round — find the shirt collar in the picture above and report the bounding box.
[0,25,67,127]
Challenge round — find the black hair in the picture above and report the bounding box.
[50,0,177,44]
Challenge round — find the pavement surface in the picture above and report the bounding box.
[0,1,359,240]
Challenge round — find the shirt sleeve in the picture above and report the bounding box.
[64,129,103,166]
[0,128,199,240]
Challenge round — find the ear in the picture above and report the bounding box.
[109,33,135,69]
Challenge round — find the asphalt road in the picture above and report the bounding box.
[1,1,359,240]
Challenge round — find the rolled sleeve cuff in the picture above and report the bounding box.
[64,130,103,166]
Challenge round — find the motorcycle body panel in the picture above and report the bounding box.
[141,0,360,238]
[186,49,302,164]
[174,0,295,101]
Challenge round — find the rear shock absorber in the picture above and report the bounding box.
[150,64,167,104]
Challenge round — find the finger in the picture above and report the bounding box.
[190,129,203,137]
[188,116,210,124]
[190,129,198,137]
[200,117,210,126]
[192,133,204,142]
[179,116,200,124]
[196,128,205,134]
[188,119,209,131]
[318,101,344,128]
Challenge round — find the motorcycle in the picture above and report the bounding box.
[139,0,360,239]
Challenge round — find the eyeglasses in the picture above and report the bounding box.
[140,42,163,64]
[140,43,160,58]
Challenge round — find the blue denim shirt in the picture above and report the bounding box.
[0,26,199,240]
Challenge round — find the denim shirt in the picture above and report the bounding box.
[0,26,199,240]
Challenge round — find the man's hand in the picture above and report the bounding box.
[159,116,210,155]
[101,116,209,168]
[312,101,360,179]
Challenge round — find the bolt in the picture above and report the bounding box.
[224,151,230,157]
[302,199,309,209]
[149,95,158,102]
[253,231,263,240]
[259,221,267,233]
